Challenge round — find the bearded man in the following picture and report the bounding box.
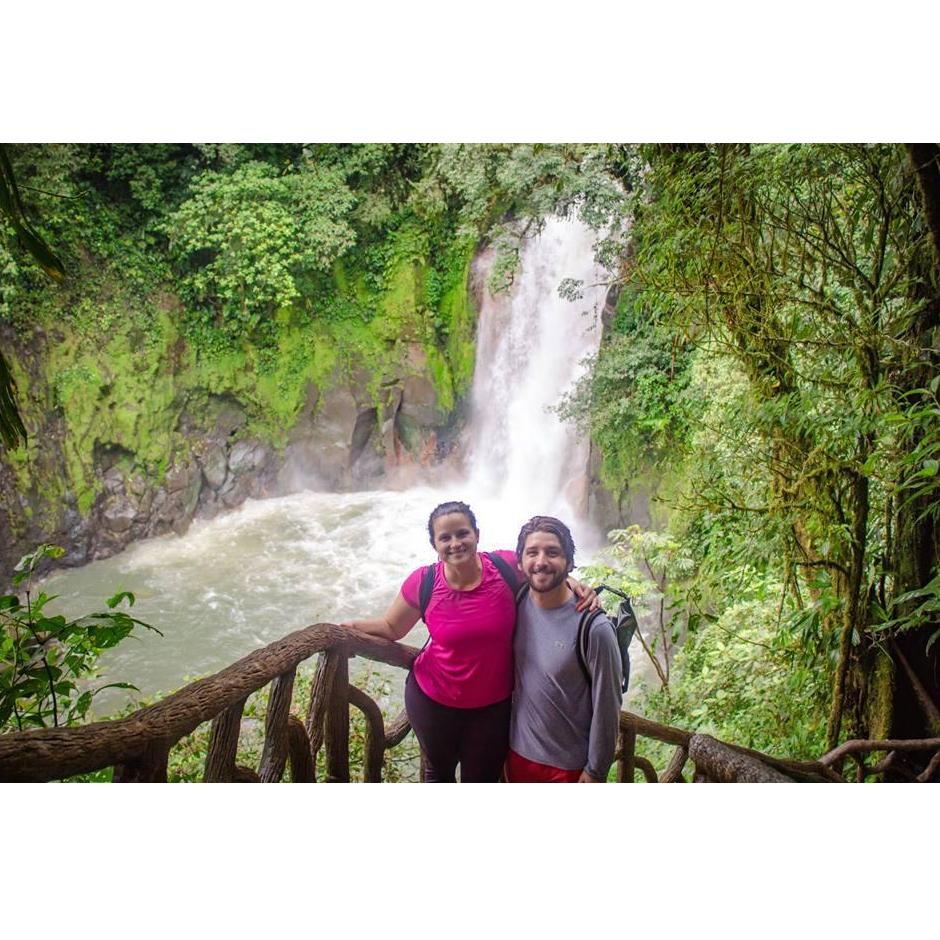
[506,515,623,783]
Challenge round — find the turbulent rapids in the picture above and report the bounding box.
[41,216,611,712]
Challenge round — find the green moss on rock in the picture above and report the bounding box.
[438,237,478,396]
[2,224,483,540]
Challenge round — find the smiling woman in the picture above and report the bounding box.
[344,500,520,782]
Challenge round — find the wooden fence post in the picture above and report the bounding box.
[384,710,411,749]
[305,650,341,779]
[204,698,247,782]
[617,717,637,782]
[634,756,659,782]
[113,740,170,782]
[324,646,350,782]
[349,686,385,783]
[258,668,296,783]
[661,745,689,783]
[287,716,315,782]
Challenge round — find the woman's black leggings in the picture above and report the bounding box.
[404,670,511,782]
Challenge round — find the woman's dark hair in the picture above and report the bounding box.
[427,501,479,545]
[515,515,576,571]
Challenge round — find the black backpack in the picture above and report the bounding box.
[516,581,637,693]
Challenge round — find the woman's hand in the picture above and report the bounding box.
[341,618,388,639]
[568,578,601,613]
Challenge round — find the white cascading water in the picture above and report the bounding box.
[461,215,608,552]
[39,215,610,710]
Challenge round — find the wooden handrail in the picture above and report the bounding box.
[618,711,846,782]
[2,623,938,784]
[0,623,419,783]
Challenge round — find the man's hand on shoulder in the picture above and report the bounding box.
[568,579,601,612]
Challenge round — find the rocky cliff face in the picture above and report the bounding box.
[0,332,462,582]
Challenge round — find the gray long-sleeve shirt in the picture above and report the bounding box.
[510,593,623,780]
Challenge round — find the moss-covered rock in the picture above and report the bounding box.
[0,234,484,579]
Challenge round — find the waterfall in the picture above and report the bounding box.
[461,215,609,551]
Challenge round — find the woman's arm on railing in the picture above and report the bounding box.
[343,593,421,642]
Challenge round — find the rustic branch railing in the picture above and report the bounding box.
[0,623,418,783]
[1,623,938,783]
[614,712,940,782]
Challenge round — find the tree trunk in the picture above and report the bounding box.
[884,155,940,765]
[906,144,940,272]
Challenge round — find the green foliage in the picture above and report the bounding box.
[166,160,356,341]
[405,144,630,292]
[0,145,68,449]
[0,347,26,449]
[560,285,693,495]
[0,144,631,470]
[0,545,160,731]
[580,525,695,689]
[0,144,65,283]
[641,595,831,762]
[566,142,940,748]
[876,568,940,649]
[96,144,203,218]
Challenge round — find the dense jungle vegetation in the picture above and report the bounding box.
[0,144,626,519]
[1,143,939,779]
[572,144,940,770]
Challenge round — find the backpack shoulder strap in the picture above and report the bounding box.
[418,563,437,621]
[484,551,519,595]
[514,581,530,606]
[576,608,605,688]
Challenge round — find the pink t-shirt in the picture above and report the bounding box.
[401,549,521,709]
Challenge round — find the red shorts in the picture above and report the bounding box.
[505,748,581,783]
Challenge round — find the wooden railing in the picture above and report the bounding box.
[1,623,938,783]
[0,623,419,783]
[614,713,940,783]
